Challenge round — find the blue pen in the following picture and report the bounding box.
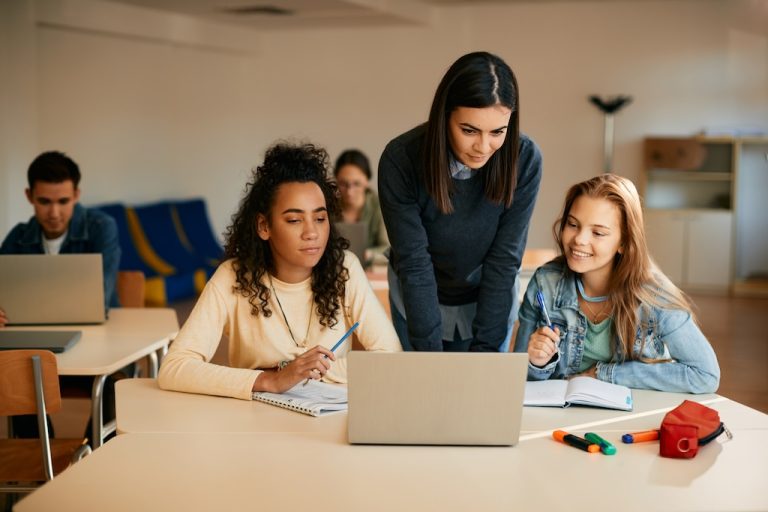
[536,291,553,329]
[303,322,359,386]
[329,321,359,354]
[536,291,560,355]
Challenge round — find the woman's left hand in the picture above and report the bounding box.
[573,366,597,379]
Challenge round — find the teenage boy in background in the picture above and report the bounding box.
[0,150,120,326]
[0,150,123,440]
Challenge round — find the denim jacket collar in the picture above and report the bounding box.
[17,203,88,247]
[553,267,581,313]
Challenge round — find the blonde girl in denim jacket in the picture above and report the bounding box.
[513,174,720,393]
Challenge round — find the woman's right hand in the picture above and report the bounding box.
[253,346,335,393]
[0,308,7,328]
[527,326,560,367]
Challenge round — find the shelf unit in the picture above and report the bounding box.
[642,136,768,295]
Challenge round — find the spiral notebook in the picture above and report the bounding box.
[251,380,348,417]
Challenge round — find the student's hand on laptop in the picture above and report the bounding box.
[254,346,335,393]
[0,308,7,328]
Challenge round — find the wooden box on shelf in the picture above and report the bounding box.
[642,135,768,296]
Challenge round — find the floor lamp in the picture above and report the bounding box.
[589,95,632,173]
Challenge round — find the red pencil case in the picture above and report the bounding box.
[659,400,731,459]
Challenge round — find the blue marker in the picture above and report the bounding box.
[536,291,554,329]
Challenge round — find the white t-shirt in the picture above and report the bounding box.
[43,231,67,255]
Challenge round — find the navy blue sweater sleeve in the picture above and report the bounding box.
[378,133,443,351]
[471,137,542,351]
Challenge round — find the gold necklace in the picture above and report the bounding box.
[580,296,610,323]
[269,275,312,346]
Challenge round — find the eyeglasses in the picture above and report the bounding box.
[337,180,366,190]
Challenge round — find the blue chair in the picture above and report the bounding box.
[94,203,154,275]
[173,198,224,267]
[95,203,198,305]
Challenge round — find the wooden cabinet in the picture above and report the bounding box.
[643,136,768,294]
[645,209,732,291]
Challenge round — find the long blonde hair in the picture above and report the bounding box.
[553,174,695,361]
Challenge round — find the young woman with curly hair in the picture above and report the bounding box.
[159,143,400,399]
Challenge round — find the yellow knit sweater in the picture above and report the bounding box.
[158,252,400,400]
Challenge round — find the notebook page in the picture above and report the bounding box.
[523,380,569,407]
[565,376,633,411]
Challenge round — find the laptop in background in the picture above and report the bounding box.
[0,330,82,353]
[0,254,106,325]
[336,222,368,265]
[347,352,529,446]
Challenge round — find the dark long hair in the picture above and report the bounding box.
[223,142,349,327]
[333,149,371,180]
[423,51,520,214]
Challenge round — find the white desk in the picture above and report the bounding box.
[116,378,723,436]
[116,379,346,440]
[6,308,178,447]
[16,410,768,512]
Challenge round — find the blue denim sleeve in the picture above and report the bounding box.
[597,308,720,394]
[0,224,26,253]
[513,271,559,380]
[89,213,122,308]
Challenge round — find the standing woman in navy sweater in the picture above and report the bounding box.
[379,51,543,352]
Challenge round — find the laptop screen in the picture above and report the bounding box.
[336,222,368,265]
[347,352,529,446]
[0,254,106,325]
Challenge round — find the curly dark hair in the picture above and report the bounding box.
[223,142,349,327]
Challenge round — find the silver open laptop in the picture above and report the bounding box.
[336,222,368,265]
[347,352,529,446]
[0,254,106,325]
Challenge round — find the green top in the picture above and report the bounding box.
[360,190,389,266]
[578,317,613,372]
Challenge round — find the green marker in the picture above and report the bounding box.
[585,432,617,455]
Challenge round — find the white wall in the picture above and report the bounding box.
[0,1,38,240]
[2,0,767,250]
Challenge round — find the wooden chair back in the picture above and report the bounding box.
[0,350,61,416]
[117,270,146,307]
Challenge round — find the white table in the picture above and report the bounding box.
[16,402,768,512]
[116,379,346,441]
[116,378,723,436]
[5,308,178,447]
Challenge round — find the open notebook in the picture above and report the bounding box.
[252,380,347,417]
[524,377,633,411]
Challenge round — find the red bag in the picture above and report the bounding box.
[659,400,731,458]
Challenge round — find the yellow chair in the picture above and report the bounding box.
[0,350,91,497]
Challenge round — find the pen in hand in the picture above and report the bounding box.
[303,321,359,386]
[536,291,553,329]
